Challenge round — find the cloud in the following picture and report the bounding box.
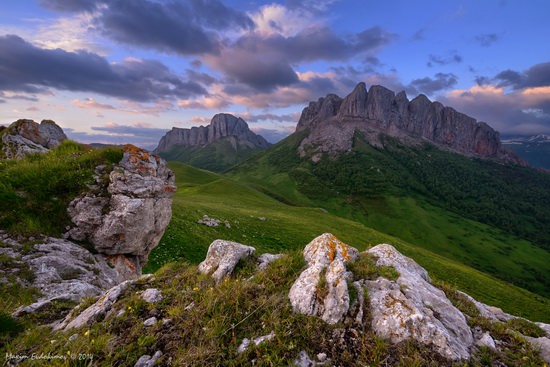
[0,35,207,102]
[494,61,550,90]
[26,106,41,111]
[412,28,426,41]
[238,112,300,123]
[94,0,253,55]
[409,73,458,94]
[440,84,550,135]
[475,33,499,47]
[90,122,168,138]
[427,51,463,67]
[39,0,99,12]
[72,98,116,110]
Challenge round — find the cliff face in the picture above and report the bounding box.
[296,83,525,165]
[154,113,270,154]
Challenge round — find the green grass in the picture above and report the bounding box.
[0,140,122,237]
[146,162,550,323]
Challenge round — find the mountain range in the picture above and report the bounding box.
[502,134,550,169]
[154,113,270,172]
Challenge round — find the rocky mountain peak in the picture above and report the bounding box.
[296,82,526,165]
[154,113,270,154]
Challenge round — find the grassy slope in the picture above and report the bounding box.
[228,134,550,299]
[146,162,550,323]
[158,138,264,173]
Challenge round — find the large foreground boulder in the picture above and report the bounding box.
[366,244,473,360]
[198,240,255,282]
[288,233,359,324]
[67,144,175,279]
[1,119,67,159]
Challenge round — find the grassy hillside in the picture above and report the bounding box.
[157,137,265,172]
[0,141,122,237]
[146,162,550,323]
[228,132,550,299]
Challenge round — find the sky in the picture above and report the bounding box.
[1,0,549,149]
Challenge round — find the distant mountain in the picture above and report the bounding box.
[296,82,525,165]
[502,134,550,169]
[154,113,270,172]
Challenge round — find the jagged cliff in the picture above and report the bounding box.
[154,113,270,153]
[296,82,525,165]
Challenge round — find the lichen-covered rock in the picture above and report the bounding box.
[1,119,67,159]
[289,233,359,324]
[141,288,163,303]
[198,240,255,282]
[2,235,122,318]
[366,244,473,360]
[524,335,550,364]
[67,144,175,279]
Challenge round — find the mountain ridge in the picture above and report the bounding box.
[296,82,526,165]
[154,113,270,153]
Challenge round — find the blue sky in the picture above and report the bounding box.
[1,0,549,149]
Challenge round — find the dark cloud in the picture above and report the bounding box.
[186,70,218,86]
[475,76,491,85]
[475,33,499,47]
[90,123,168,138]
[427,51,463,67]
[0,35,207,102]
[0,99,6,104]
[95,0,253,55]
[209,25,394,92]
[39,0,98,12]
[410,73,458,94]
[494,62,550,89]
[412,28,426,41]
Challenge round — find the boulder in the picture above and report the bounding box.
[288,233,359,324]
[198,240,255,282]
[366,244,473,360]
[257,253,284,271]
[141,288,163,303]
[524,336,550,364]
[1,119,67,159]
[134,350,162,367]
[67,144,175,279]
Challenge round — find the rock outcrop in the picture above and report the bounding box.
[154,113,270,154]
[0,119,67,159]
[66,144,175,279]
[0,233,122,318]
[366,244,473,361]
[288,233,359,324]
[296,83,525,165]
[198,239,256,282]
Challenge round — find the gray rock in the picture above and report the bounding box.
[67,144,175,278]
[257,253,284,271]
[154,113,270,154]
[1,119,67,159]
[10,237,122,318]
[198,240,255,282]
[143,317,157,327]
[524,336,550,364]
[68,334,78,342]
[62,278,136,330]
[289,233,359,324]
[294,350,316,367]
[537,322,550,337]
[134,351,162,367]
[475,332,496,349]
[366,244,473,361]
[237,331,276,353]
[141,288,163,303]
